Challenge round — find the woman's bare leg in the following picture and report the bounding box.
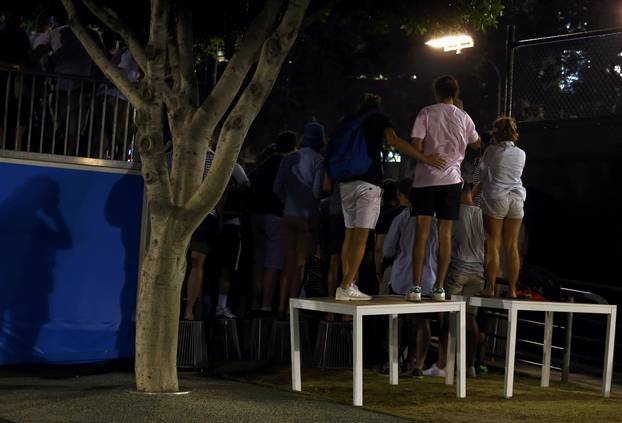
[483,215,503,296]
[184,251,206,320]
[502,218,523,298]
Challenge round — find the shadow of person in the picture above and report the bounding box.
[104,174,143,358]
[0,176,72,364]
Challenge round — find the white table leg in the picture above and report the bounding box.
[602,308,617,398]
[389,313,399,385]
[446,311,456,386]
[457,302,466,398]
[290,305,301,392]
[353,312,363,406]
[504,306,518,399]
[541,311,554,388]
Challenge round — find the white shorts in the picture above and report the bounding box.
[481,195,524,220]
[340,180,382,229]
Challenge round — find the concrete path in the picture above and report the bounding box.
[0,371,406,423]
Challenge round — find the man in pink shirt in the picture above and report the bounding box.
[407,76,481,301]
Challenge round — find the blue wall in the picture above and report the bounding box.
[0,160,144,364]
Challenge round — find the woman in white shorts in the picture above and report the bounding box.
[476,117,526,298]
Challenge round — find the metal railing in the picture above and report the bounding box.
[483,283,621,382]
[1,67,138,163]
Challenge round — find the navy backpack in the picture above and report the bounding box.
[325,112,373,182]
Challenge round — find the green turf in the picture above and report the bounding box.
[241,367,622,423]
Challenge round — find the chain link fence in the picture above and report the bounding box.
[511,31,622,122]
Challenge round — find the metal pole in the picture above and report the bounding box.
[562,308,574,383]
[504,25,516,116]
[2,72,11,149]
[486,59,502,118]
[76,81,84,156]
[27,75,36,152]
[39,77,48,153]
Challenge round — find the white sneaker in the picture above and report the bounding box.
[335,285,371,301]
[422,363,446,377]
[432,287,446,301]
[215,306,236,319]
[405,286,422,302]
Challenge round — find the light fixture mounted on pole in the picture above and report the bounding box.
[425,34,474,54]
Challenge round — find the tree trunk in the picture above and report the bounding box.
[135,217,188,392]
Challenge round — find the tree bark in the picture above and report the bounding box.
[135,215,188,392]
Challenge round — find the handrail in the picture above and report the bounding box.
[1,68,138,162]
[1,66,116,85]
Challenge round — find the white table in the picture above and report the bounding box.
[289,296,467,406]
[468,297,617,398]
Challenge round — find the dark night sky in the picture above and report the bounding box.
[243,0,622,159]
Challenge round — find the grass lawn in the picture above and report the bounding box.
[240,367,622,423]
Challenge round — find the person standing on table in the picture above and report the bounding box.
[273,122,325,319]
[408,76,481,302]
[328,93,446,301]
[475,116,526,298]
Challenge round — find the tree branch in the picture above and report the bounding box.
[167,36,181,92]
[61,0,145,109]
[168,0,284,206]
[135,105,173,208]
[80,0,148,73]
[174,2,197,106]
[301,0,343,30]
[188,0,284,141]
[185,0,310,221]
[145,0,177,110]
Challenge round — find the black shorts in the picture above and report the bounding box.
[190,213,220,255]
[410,183,462,221]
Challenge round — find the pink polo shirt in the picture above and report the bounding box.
[410,103,479,188]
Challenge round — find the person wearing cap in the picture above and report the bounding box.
[273,122,326,319]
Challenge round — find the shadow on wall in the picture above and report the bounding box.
[0,176,72,363]
[105,175,142,358]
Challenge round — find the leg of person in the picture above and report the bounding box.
[279,218,297,316]
[435,219,453,299]
[502,217,523,298]
[216,268,235,318]
[325,254,340,321]
[340,227,370,289]
[437,313,448,370]
[215,224,241,319]
[466,313,479,370]
[413,317,431,378]
[432,183,461,301]
[251,214,267,311]
[184,251,206,320]
[476,312,489,374]
[412,215,433,286]
[289,217,317,301]
[409,186,436,298]
[261,214,284,312]
[483,215,504,297]
[337,181,380,300]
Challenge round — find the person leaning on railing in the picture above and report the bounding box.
[0,12,32,151]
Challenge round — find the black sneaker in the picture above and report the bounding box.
[412,368,424,379]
